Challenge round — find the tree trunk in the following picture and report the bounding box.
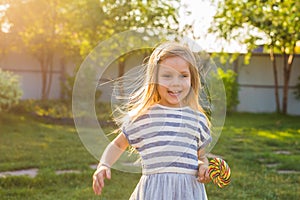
[282,52,294,114]
[40,50,48,100]
[269,48,280,113]
[60,57,66,99]
[45,52,54,100]
[39,49,54,100]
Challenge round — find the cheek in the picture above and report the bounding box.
[157,78,169,88]
[157,85,167,98]
[157,84,167,93]
[184,78,191,88]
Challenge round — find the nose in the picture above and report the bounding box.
[170,76,181,87]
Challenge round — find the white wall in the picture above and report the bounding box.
[0,52,75,99]
[1,51,300,115]
[236,54,300,115]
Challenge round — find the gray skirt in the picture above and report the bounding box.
[129,173,208,200]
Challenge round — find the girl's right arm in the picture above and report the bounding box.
[92,133,129,195]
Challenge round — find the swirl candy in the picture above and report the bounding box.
[208,158,231,188]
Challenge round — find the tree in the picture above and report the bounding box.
[59,0,182,101]
[4,0,73,99]
[210,0,300,114]
[76,0,181,77]
[2,0,181,99]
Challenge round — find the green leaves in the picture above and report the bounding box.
[2,0,181,60]
[216,68,239,112]
[211,0,300,53]
[0,69,22,112]
[1,0,181,99]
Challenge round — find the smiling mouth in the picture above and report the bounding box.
[168,90,182,97]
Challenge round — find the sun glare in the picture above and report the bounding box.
[0,4,9,11]
[179,0,247,53]
[0,4,10,33]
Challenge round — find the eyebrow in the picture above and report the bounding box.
[160,68,190,74]
[180,70,190,74]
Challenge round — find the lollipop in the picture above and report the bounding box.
[208,158,231,188]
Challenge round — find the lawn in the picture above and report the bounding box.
[0,110,299,200]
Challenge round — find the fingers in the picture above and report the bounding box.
[92,167,111,195]
[93,171,103,195]
[93,173,102,195]
[198,165,211,183]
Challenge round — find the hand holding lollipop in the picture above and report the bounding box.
[208,158,231,188]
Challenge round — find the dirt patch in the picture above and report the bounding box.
[277,170,300,174]
[55,170,81,175]
[0,168,38,178]
[274,150,291,155]
[266,163,279,168]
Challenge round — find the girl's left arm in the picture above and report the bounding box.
[197,148,211,183]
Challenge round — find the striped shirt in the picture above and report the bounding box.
[122,104,211,175]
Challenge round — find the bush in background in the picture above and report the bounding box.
[217,68,239,112]
[12,99,112,124]
[0,69,23,112]
[12,99,72,118]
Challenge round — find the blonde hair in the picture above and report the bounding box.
[114,41,209,126]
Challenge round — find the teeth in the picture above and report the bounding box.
[169,91,180,94]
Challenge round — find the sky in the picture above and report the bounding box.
[179,0,247,53]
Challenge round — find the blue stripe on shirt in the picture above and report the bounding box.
[138,140,197,151]
[146,162,198,170]
[125,121,182,135]
[151,106,203,117]
[142,151,198,161]
[126,121,201,135]
[129,131,197,145]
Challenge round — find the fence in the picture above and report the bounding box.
[1,52,299,115]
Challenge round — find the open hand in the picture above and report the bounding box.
[92,165,111,195]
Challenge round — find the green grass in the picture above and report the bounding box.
[0,111,299,200]
[205,113,300,200]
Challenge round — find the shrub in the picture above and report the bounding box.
[217,68,239,112]
[12,99,72,118]
[0,69,23,112]
[13,99,112,123]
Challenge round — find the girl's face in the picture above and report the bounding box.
[157,56,191,107]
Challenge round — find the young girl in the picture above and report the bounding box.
[93,42,212,200]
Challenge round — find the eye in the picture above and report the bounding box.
[162,74,172,78]
[180,74,189,78]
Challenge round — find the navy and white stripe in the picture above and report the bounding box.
[122,104,211,175]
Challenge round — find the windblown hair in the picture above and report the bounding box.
[113,41,209,126]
